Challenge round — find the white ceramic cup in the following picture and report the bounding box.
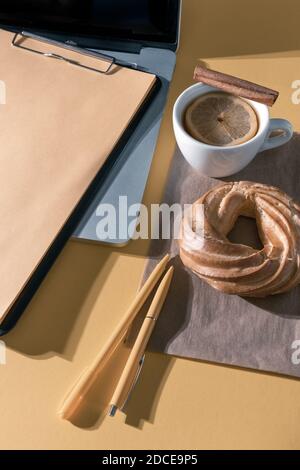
[173,83,293,177]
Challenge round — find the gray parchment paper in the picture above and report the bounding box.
[143,134,300,377]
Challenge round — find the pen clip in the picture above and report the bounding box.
[120,354,145,411]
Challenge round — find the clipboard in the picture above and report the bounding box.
[0,28,158,334]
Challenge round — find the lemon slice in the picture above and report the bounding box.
[184,92,258,146]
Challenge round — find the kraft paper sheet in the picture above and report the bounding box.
[143,136,300,378]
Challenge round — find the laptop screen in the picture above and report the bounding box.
[0,0,180,46]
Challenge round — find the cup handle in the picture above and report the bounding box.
[260,118,293,152]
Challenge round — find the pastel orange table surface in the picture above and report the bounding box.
[1,0,300,449]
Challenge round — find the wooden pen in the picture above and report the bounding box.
[58,254,170,420]
[108,266,174,416]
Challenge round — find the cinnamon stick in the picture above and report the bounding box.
[194,65,279,106]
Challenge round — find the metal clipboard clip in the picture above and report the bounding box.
[12,31,115,75]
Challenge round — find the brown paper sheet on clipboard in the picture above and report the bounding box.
[0,29,156,324]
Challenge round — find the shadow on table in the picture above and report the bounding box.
[66,348,174,430]
[123,353,174,429]
[183,0,300,59]
[5,241,118,360]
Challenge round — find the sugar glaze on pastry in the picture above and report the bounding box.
[179,181,300,297]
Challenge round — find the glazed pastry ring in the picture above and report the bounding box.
[179,181,300,297]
